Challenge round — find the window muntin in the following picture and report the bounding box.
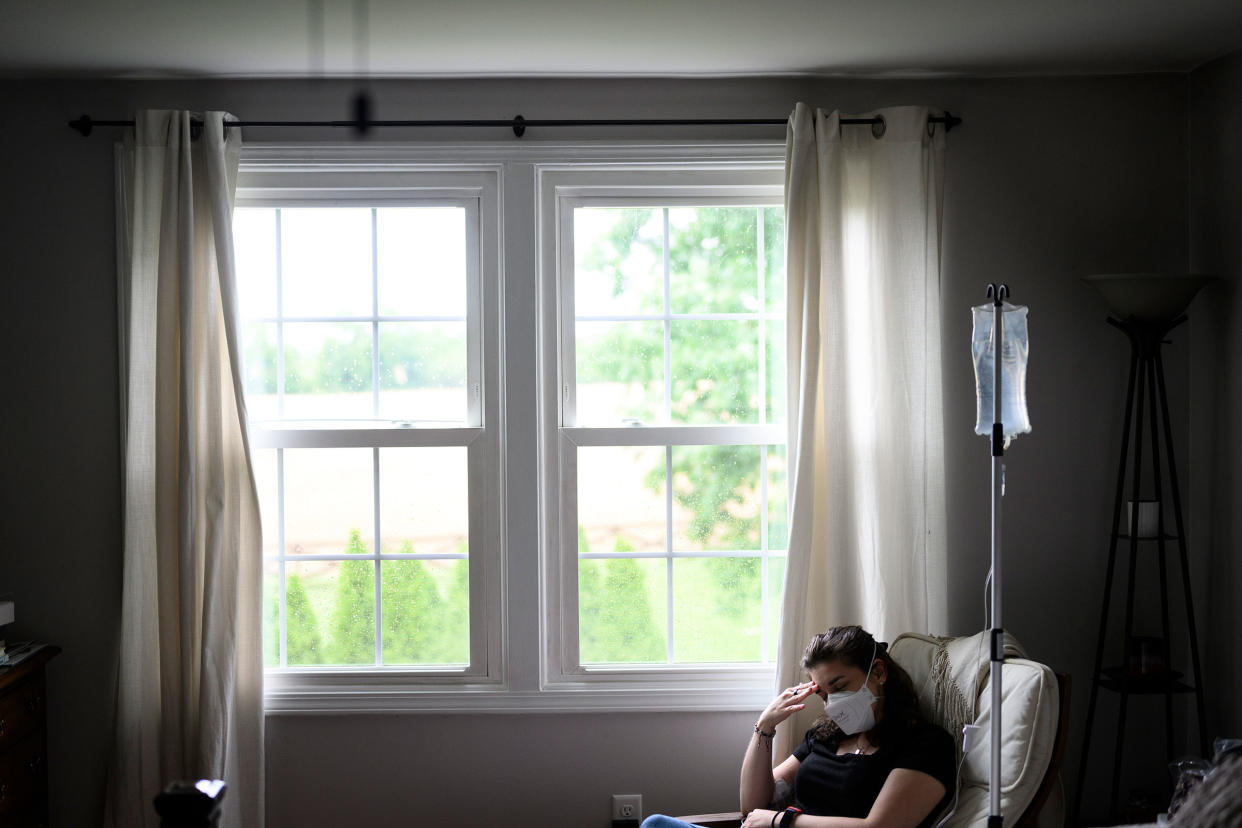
[237,147,788,711]
[553,191,788,677]
[235,195,490,675]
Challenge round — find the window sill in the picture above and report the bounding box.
[264,670,776,714]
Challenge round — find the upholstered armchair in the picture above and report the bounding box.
[677,631,1069,828]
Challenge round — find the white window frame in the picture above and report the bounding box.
[238,153,505,711]
[536,163,787,709]
[240,142,787,713]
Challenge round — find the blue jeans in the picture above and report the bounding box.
[640,817,704,828]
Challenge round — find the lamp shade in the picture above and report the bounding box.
[1083,273,1213,323]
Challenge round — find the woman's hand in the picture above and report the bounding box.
[756,680,819,733]
[741,808,777,828]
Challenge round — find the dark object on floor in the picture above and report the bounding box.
[154,779,227,828]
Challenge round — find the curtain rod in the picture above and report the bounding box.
[68,111,961,138]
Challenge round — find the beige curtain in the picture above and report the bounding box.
[775,103,948,760]
[106,110,263,827]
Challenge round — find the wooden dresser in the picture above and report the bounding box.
[0,645,60,828]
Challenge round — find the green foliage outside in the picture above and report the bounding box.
[382,542,470,664]
[264,529,469,667]
[574,206,789,663]
[578,533,666,663]
[330,532,376,664]
[286,573,325,663]
[244,324,464,396]
[260,205,790,668]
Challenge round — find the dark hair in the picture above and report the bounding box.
[801,625,923,748]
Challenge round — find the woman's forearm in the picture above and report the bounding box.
[739,727,776,814]
[781,817,865,828]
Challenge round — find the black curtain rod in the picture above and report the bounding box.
[68,111,961,138]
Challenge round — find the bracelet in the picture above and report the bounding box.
[770,812,780,828]
[779,806,803,827]
[753,723,775,748]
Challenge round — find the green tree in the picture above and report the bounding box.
[380,544,443,664]
[329,529,375,664]
[579,207,786,625]
[579,535,665,663]
[285,572,325,664]
[580,206,784,541]
[265,572,326,665]
[431,550,470,663]
[270,325,466,395]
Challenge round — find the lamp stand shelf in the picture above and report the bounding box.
[1073,315,1208,825]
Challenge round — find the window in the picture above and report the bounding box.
[238,146,786,711]
[539,165,788,702]
[233,163,503,705]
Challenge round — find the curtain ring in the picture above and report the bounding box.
[871,114,886,140]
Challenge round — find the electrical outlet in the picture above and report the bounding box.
[612,793,642,824]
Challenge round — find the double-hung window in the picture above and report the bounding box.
[235,146,787,711]
[233,160,502,706]
[539,164,789,705]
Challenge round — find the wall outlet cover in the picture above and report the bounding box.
[612,793,642,825]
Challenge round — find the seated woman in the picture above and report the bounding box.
[644,625,956,828]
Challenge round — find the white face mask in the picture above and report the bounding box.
[823,642,880,736]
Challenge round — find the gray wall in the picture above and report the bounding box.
[1190,51,1242,746]
[0,70,1228,827]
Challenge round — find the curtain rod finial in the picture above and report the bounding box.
[69,114,93,137]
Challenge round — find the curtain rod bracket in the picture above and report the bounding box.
[512,115,526,138]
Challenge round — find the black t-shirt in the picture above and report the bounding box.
[791,721,956,828]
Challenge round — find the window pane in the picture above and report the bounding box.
[234,208,278,319]
[672,557,761,663]
[671,444,761,552]
[378,322,467,424]
[377,207,466,318]
[765,319,786,425]
[575,320,664,425]
[766,555,786,660]
[280,208,373,317]
[381,559,468,665]
[578,446,665,558]
[574,207,663,317]
[767,445,789,552]
[253,448,280,559]
[283,322,373,420]
[764,206,785,314]
[242,322,278,421]
[670,319,759,424]
[263,560,280,667]
[282,559,372,666]
[379,447,468,557]
[669,207,759,315]
[283,448,373,556]
[579,557,667,664]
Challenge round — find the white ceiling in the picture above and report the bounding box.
[3,0,1242,79]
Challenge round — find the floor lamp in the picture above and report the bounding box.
[1075,273,1212,823]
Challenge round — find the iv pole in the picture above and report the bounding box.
[986,282,1007,828]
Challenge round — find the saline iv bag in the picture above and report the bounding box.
[971,301,1031,445]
